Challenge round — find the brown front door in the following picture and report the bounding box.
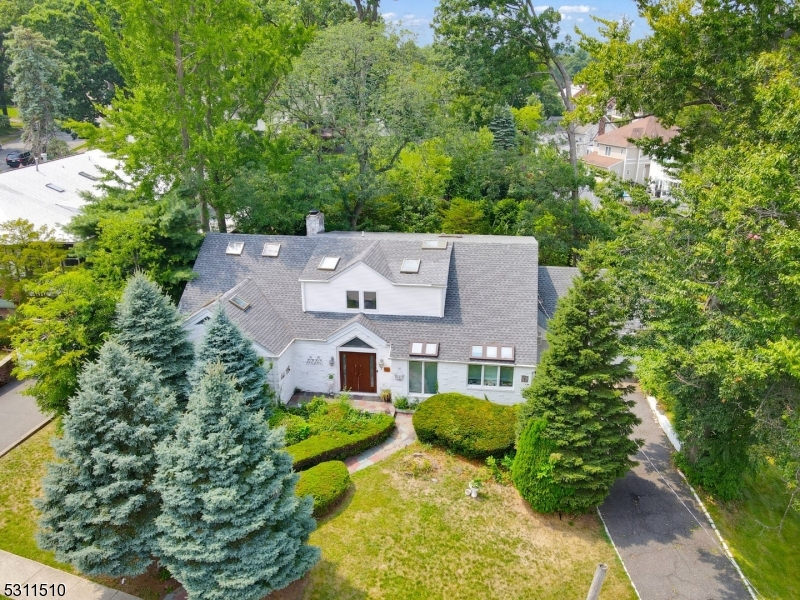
[339,352,376,393]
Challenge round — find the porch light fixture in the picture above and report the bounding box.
[318,256,340,270]
[400,258,421,273]
[262,243,281,257]
[329,356,335,367]
[379,358,385,368]
[226,241,244,255]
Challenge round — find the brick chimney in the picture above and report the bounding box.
[305,210,325,236]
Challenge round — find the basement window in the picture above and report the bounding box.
[226,241,244,255]
[400,258,421,273]
[229,295,250,310]
[318,256,340,270]
[262,243,281,257]
[46,183,65,192]
[78,171,98,181]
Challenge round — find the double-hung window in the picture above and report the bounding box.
[467,364,514,388]
[345,291,377,310]
[409,361,437,394]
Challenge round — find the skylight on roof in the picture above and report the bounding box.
[400,258,421,273]
[226,241,244,255]
[318,256,340,270]
[262,243,281,257]
[410,341,439,357]
[229,295,250,310]
[422,240,447,249]
[78,171,98,181]
[46,183,65,193]
[470,344,515,361]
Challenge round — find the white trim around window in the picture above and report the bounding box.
[467,364,515,389]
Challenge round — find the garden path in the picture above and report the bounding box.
[0,379,50,458]
[598,389,752,600]
[0,550,140,600]
[343,412,416,474]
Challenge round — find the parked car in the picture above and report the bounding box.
[6,150,33,168]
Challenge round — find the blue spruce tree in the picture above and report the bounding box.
[115,272,194,403]
[35,342,177,576]
[155,363,319,599]
[190,307,273,416]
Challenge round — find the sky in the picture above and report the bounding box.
[380,1,650,46]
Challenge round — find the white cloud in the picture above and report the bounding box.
[558,5,593,13]
[576,17,584,21]
[381,12,397,19]
[534,5,550,11]
[560,14,573,19]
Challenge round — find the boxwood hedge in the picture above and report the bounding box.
[295,460,351,517]
[412,393,517,459]
[287,413,395,471]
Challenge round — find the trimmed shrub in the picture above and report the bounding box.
[412,393,516,459]
[287,414,394,471]
[271,412,312,445]
[296,461,351,517]
[511,418,572,513]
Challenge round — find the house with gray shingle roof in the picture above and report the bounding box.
[179,212,578,405]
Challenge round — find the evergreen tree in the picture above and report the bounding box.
[155,363,319,600]
[513,262,641,513]
[190,307,273,416]
[114,272,194,404]
[6,26,62,160]
[35,342,177,576]
[488,105,517,150]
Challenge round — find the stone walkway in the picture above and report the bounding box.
[598,390,752,600]
[0,550,140,600]
[344,412,416,473]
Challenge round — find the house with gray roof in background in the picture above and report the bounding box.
[179,211,579,405]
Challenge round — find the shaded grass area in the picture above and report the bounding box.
[699,466,800,599]
[0,422,73,572]
[305,444,636,600]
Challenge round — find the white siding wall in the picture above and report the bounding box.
[303,263,444,317]
[388,359,533,405]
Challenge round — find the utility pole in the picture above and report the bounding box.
[586,563,608,600]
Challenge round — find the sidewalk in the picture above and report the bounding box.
[598,390,751,599]
[0,379,50,458]
[0,550,140,600]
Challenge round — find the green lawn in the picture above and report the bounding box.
[699,466,800,599]
[305,445,636,600]
[0,422,74,573]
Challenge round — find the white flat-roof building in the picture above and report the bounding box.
[0,150,121,243]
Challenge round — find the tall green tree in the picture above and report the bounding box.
[155,363,319,600]
[35,341,176,576]
[0,0,34,116]
[114,273,194,403]
[0,220,66,304]
[6,26,63,159]
[190,308,273,416]
[21,0,123,122]
[513,261,640,513]
[276,20,446,229]
[12,268,119,416]
[487,106,517,150]
[93,0,311,231]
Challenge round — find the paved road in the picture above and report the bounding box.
[599,389,751,600]
[0,131,84,173]
[0,379,49,457]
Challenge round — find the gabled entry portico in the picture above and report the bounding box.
[338,336,377,393]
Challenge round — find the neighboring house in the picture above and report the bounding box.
[179,212,579,405]
[0,299,14,319]
[0,149,122,244]
[580,116,679,188]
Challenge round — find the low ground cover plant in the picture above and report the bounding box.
[296,460,351,517]
[412,393,517,459]
[279,396,395,470]
[393,396,420,411]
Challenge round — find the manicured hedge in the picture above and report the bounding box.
[296,460,351,517]
[413,393,517,459]
[287,414,395,471]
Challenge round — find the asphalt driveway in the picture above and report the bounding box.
[599,389,751,600]
[0,379,49,456]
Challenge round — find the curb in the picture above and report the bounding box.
[0,417,53,459]
[596,507,641,600]
[644,395,760,600]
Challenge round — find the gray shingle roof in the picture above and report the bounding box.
[181,232,550,366]
[537,266,580,321]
